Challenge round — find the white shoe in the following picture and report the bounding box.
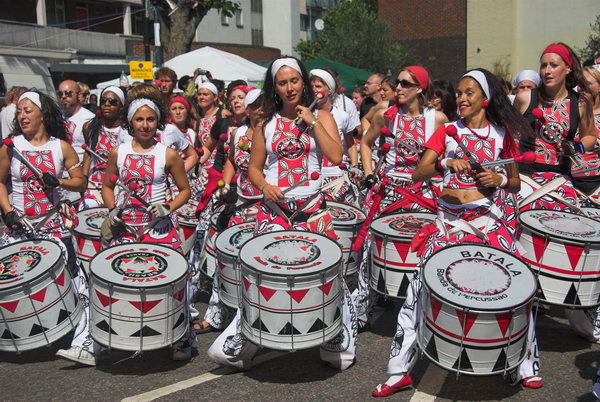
[56,346,96,366]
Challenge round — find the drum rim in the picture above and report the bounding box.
[89,242,188,289]
[0,239,63,290]
[422,243,537,312]
[519,209,600,245]
[370,212,436,239]
[214,223,255,258]
[74,207,109,236]
[239,230,343,277]
[326,201,366,225]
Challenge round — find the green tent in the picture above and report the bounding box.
[305,57,372,96]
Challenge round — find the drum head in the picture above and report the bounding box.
[0,239,62,290]
[239,231,342,276]
[423,244,536,311]
[328,201,366,226]
[371,212,436,239]
[90,243,188,288]
[215,222,255,257]
[520,209,600,244]
[74,207,109,238]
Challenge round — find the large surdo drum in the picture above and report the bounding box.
[177,198,199,256]
[199,214,219,277]
[74,207,108,274]
[239,231,343,351]
[327,201,366,276]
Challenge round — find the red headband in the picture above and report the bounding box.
[541,44,573,68]
[169,96,191,110]
[232,85,255,94]
[404,66,429,90]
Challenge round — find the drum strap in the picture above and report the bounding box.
[381,184,437,214]
[436,202,502,242]
[575,186,600,207]
[519,174,581,212]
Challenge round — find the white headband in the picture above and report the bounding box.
[463,70,491,100]
[270,58,302,82]
[197,82,219,96]
[18,91,42,110]
[310,69,336,92]
[512,69,541,87]
[593,64,600,73]
[244,89,262,108]
[127,98,160,122]
[102,86,125,105]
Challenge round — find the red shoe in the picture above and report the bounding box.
[372,375,413,397]
[521,376,544,389]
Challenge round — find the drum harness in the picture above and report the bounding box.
[518,174,581,213]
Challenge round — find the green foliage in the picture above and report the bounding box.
[579,14,600,63]
[295,0,416,74]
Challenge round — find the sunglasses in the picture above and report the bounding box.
[100,97,120,106]
[396,79,419,88]
[57,90,74,97]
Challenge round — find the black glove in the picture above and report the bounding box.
[362,174,378,190]
[42,172,60,187]
[564,140,585,156]
[4,210,19,227]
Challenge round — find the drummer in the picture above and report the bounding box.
[80,86,130,209]
[207,56,358,371]
[0,90,94,365]
[354,66,447,331]
[371,69,541,397]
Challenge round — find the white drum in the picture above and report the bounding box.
[215,222,255,309]
[328,201,366,276]
[417,244,536,375]
[177,199,199,256]
[239,231,343,351]
[370,212,436,299]
[199,214,219,278]
[582,207,600,221]
[74,207,108,274]
[519,209,600,308]
[89,243,189,351]
[0,239,82,352]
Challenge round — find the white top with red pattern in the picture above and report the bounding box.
[89,126,130,185]
[233,125,261,199]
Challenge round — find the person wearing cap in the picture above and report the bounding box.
[354,66,447,335]
[514,43,596,204]
[372,68,539,397]
[80,86,130,209]
[310,67,360,204]
[0,90,92,365]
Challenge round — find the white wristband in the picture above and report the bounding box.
[499,174,508,188]
[441,158,450,170]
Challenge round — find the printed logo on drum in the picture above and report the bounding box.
[263,239,320,266]
[85,212,108,230]
[0,251,41,282]
[112,252,167,278]
[535,213,597,238]
[230,227,254,249]
[329,207,358,222]
[276,137,306,160]
[387,217,432,235]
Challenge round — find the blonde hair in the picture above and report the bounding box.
[584,66,600,86]
[77,82,90,93]
[4,86,26,104]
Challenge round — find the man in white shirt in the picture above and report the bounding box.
[0,86,26,139]
[58,80,95,162]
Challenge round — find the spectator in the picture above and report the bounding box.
[0,86,26,139]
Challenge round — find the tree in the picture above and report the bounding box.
[579,14,600,64]
[154,0,240,60]
[294,0,416,74]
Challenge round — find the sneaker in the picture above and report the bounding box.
[56,346,96,366]
[172,340,192,361]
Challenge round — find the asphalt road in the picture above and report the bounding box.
[1,285,598,401]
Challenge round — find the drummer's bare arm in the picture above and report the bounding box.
[412,149,441,183]
[181,144,198,173]
[199,135,216,164]
[82,153,91,177]
[579,98,596,151]
[249,123,283,201]
[166,148,190,212]
[434,110,449,129]
[101,147,119,209]
[361,109,387,176]
[343,130,359,167]
[59,141,86,192]
[307,109,343,164]
[0,145,12,214]
[513,90,531,115]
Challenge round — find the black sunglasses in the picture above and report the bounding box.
[57,90,74,97]
[100,97,120,106]
[395,79,419,88]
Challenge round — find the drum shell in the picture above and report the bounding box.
[177,200,199,256]
[328,202,365,276]
[582,207,600,222]
[199,215,218,277]
[74,207,107,275]
[0,242,82,352]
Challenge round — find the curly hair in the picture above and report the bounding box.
[11,89,68,141]
[122,88,167,134]
[85,87,124,150]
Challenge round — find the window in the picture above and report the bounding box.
[221,12,230,26]
[300,14,309,31]
[251,0,262,13]
[47,0,65,26]
[235,9,243,27]
[131,6,145,36]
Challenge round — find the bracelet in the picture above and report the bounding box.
[260,183,268,193]
[498,174,508,188]
[310,119,319,128]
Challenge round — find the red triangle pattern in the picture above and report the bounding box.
[374,236,384,255]
[77,237,86,254]
[129,299,162,313]
[0,300,19,313]
[430,297,443,322]
[318,280,334,296]
[172,288,185,302]
[54,271,65,287]
[455,309,478,337]
[287,289,309,304]
[564,243,584,270]
[30,288,47,303]
[92,239,102,253]
[95,289,118,307]
[393,241,410,262]
[243,278,251,291]
[495,311,513,336]
[531,232,548,263]
[257,286,276,302]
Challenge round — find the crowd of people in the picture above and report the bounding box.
[1,42,600,398]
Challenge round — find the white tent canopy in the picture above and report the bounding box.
[96,46,267,89]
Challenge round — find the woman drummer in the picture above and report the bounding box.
[514,43,596,209]
[207,56,358,371]
[0,90,94,365]
[371,69,541,397]
[354,66,447,330]
[80,86,130,209]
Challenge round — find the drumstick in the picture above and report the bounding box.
[294,91,325,126]
[371,142,391,177]
[281,172,321,195]
[3,138,44,180]
[479,152,536,168]
[109,174,149,207]
[444,125,484,173]
[380,127,421,155]
[351,177,391,252]
[81,144,108,164]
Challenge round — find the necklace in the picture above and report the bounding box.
[462,119,490,140]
